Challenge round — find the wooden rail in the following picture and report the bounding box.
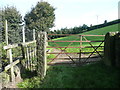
[48,34,105,37]
[3,40,36,50]
[47,51,104,54]
[47,46,104,48]
[4,59,20,71]
[47,34,105,64]
[47,40,104,43]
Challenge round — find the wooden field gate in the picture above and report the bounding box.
[46,34,105,65]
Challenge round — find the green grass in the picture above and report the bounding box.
[47,54,55,62]
[17,23,120,88]
[48,24,119,53]
[82,24,118,35]
[17,61,120,88]
[49,24,118,46]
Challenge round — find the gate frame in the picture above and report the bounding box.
[47,34,105,65]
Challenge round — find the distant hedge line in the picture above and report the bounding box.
[49,19,120,39]
[88,19,120,31]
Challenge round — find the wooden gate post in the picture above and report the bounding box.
[36,32,47,78]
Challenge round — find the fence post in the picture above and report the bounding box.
[22,25,25,43]
[9,49,15,82]
[26,46,30,69]
[79,35,82,64]
[33,29,35,41]
[21,25,26,59]
[5,20,8,45]
[36,32,47,78]
[5,20,9,59]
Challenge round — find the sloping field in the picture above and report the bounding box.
[48,24,119,53]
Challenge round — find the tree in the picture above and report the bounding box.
[24,1,55,33]
[0,9,3,43]
[104,20,107,24]
[0,6,23,44]
[81,24,88,30]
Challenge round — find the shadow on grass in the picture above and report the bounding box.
[21,69,37,79]
[18,61,120,88]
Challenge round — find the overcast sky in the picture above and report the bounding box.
[0,0,119,30]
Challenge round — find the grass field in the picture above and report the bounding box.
[17,61,120,88]
[17,23,120,88]
[48,23,118,53]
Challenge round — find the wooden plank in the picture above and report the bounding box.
[22,25,25,43]
[47,51,103,54]
[48,58,79,60]
[81,51,104,54]
[4,44,19,50]
[4,59,20,71]
[47,46,83,48]
[44,32,47,77]
[9,49,15,82]
[48,56,102,60]
[81,35,105,36]
[47,40,104,43]
[47,46,104,48]
[33,29,35,41]
[21,40,36,46]
[48,34,79,36]
[79,49,81,64]
[5,20,8,45]
[48,34,105,37]
[79,35,82,64]
[29,47,32,70]
[47,52,81,54]
[80,35,82,47]
[3,40,36,50]
[26,46,29,69]
[32,47,35,60]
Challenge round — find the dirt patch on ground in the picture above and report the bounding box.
[48,49,101,65]
[1,76,23,88]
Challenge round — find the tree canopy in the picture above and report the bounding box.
[24,1,55,32]
[0,6,23,44]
